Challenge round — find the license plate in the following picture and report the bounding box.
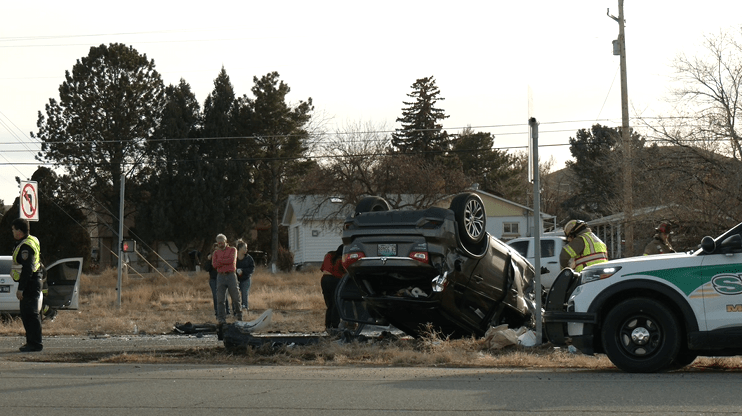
[0,285,9,293]
[377,244,397,256]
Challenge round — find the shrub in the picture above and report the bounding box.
[277,245,294,272]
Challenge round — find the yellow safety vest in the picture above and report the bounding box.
[11,235,41,282]
[563,232,608,272]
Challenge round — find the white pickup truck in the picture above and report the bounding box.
[544,222,742,373]
[507,235,567,289]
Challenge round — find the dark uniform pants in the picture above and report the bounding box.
[20,278,42,349]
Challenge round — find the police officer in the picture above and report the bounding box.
[11,218,44,352]
[559,219,609,272]
[643,222,676,255]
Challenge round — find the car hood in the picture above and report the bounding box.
[582,251,698,274]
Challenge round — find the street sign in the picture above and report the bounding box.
[20,181,39,221]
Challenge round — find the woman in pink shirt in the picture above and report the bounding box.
[212,234,242,335]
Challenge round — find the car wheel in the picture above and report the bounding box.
[449,193,486,247]
[601,298,680,373]
[354,196,391,216]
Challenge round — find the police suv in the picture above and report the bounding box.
[0,256,83,316]
[544,222,742,373]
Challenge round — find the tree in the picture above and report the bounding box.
[301,120,470,214]
[33,43,166,258]
[391,76,451,159]
[452,127,523,198]
[0,168,90,267]
[242,72,313,271]
[134,79,209,269]
[564,124,623,219]
[639,29,742,230]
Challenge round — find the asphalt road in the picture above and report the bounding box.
[3,335,742,415]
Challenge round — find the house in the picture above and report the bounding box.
[281,190,556,268]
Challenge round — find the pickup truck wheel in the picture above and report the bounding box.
[354,196,391,216]
[601,298,680,373]
[449,193,486,249]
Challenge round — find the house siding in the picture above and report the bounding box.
[300,220,343,264]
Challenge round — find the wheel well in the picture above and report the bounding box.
[590,286,693,354]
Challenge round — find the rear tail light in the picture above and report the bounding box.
[409,251,429,263]
[342,252,365,269]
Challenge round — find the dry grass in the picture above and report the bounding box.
[2,266,741,371]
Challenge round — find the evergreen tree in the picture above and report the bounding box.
[563,124,644,219]
[244,72,313,270]
[134,79,211,268]
[391,76,451,159]
[453,128,522,197]
[32,43,166,254]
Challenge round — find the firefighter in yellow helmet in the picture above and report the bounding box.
[559,219,609,272]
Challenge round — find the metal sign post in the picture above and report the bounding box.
[529,117,542,345]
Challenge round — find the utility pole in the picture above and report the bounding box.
[609,0,633,257]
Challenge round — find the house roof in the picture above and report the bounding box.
[281,195,354,226]
[586,205,677,227]
[465,189,555,220]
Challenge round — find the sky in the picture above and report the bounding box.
[1,0,741,206]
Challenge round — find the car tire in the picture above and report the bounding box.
[449,192,486,248]
[354,196,391,216]
[665,349,698,371]
[601,297,681,373]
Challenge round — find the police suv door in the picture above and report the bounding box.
[44,257,83,310]
[701,251,742,331]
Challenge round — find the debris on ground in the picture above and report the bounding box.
[483,325,537,349]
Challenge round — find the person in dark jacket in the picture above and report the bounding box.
[643,222,676,255]
[235,239,255,318]
[11,218,44,352]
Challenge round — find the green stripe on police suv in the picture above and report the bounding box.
[624,264,742,296]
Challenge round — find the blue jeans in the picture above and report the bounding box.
[239,278,251,310]
[209,278,229,317]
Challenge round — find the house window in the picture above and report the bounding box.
[312,230,319,237]
[503,223,519,235]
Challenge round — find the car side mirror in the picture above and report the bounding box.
[701,236,716,254]
[720,234,742,254]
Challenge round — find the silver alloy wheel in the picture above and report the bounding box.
[464,198,485,240]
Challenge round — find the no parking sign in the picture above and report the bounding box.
[20,181,39,221]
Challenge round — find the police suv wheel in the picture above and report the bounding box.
[601,298,681,373]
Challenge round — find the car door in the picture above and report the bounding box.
[44,257,83,310]
[700,251,742,331]
[459,236,511,326]
[538,237,565,289]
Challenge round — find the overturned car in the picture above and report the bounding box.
[336,192,537,338]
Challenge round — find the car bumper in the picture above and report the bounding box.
[542,268,598,354]
[543,310,597,354]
